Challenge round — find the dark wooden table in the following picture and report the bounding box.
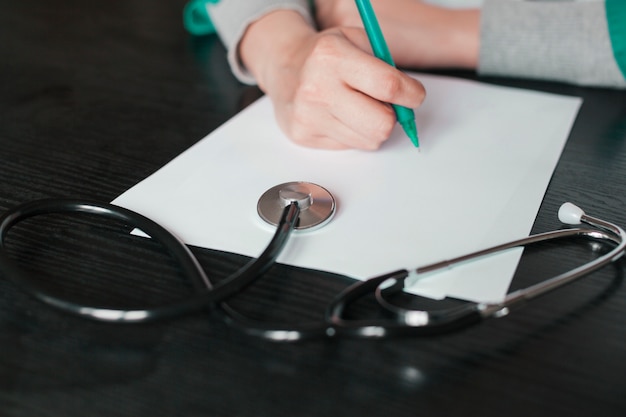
[1,1,625,416]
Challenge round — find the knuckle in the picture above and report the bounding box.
[377,73,403,102]
[413,83,427,107]
[363,140,383,151]
[290,126,310,146]
[310,33,342,61]
[381,106,398,132]
[295,80,323,104]
[371,109,396,141]
[289,110,316,144]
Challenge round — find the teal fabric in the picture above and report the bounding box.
[184,0,314,36]
[183,0,220,35]
[606,0,626,79]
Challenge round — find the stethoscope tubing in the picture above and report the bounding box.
[0,198,623,341]
[0,199,299,323]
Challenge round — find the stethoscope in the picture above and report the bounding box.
[0,181,624,341]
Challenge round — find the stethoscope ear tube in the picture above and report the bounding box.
[370,213,625,328]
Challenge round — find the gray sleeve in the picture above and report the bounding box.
[207,0,314,85]
[478,0,626,88]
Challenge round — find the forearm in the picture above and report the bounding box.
[478,0,626,88]
[315,0,480,69]
[386,3,480,70]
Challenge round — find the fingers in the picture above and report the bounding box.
[280,88,395,150]
[297,29,424,149]
[339,27,427,110]
[323,89,398,149]
[265,27,426,150]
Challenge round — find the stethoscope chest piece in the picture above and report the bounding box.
[257,181,336,230]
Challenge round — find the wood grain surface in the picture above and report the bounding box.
[0,1,625,416]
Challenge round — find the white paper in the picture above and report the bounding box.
[113,73,582,303]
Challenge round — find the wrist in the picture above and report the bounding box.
[239,10,316,92]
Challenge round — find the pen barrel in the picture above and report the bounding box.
[355,0,419,147]
[355,0,395,66]
[393,104,415,124]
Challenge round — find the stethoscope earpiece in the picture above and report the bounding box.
[558,202,585,225]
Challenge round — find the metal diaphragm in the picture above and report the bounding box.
[257,181,336,230]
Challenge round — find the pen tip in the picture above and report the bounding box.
[401,120,419,149]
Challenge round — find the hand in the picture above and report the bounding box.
[239,10,426,150]
[315,0,480,69]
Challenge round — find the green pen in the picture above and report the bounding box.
[354,0,419,148]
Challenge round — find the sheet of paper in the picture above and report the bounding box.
[112,73,582,303]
